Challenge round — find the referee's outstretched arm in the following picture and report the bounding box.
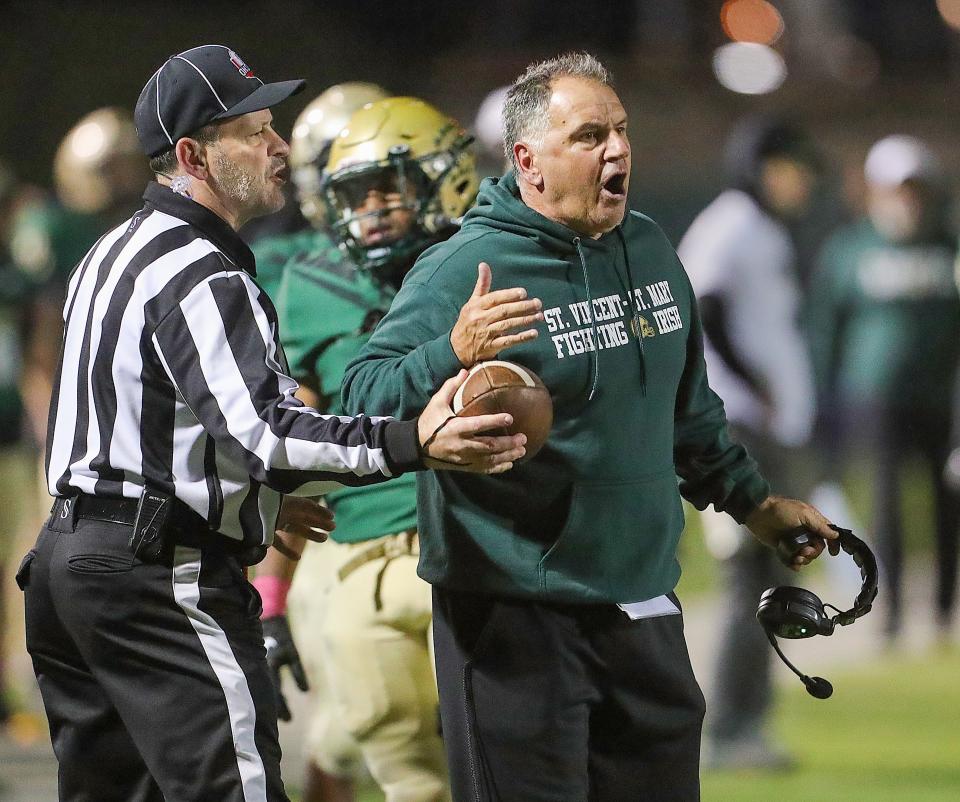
[152,267,418,492]
[151,267,525,493]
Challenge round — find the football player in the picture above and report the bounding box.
[252,94,477,802]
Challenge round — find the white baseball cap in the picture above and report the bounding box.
[864,135,941,188]
[473,85,510,158]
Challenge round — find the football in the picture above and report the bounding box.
[452,360,553,460]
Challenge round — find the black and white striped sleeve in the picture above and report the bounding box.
[150,267,422,494]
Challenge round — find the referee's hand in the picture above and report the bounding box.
[273,496,335,560]
[262,614,308,722]
[418,370,527,474]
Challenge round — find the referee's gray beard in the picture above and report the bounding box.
[212,149,255,205]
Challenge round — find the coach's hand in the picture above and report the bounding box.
[745,495,840,571]
[273,496,335,560]
[450,262,543,366]
[418,370,526,474]
[262,614,308,722]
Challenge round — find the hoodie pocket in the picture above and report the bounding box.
[536,472,684,601]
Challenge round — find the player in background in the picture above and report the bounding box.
[2,112,147,727]
[0,163,40,730]
[249,82,387,802]
[21,108,149,447]
[810,135,960,643]
[252,96,478,802]
[678,116,820,771]
[248,83,388,298]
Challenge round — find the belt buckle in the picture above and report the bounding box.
[383,531,414,560]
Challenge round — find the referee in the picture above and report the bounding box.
[17,45,525,802]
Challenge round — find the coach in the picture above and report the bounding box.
[17,45,525,802]
[343,53,838,801]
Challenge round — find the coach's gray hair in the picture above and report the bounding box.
[502,52,613,171]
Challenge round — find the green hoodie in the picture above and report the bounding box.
[342,173,769,603]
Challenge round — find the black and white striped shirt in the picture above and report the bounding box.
[46,182,421,548]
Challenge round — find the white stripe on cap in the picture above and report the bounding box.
[152,63,174,146]
[174,55,229,112]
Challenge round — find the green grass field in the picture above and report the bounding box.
[702,649,960,802]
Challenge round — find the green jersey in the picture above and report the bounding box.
[0,198,100,438]
[9,198,100,294]
[251,229,317,299]
[809,220,960,413]
[272,231,417,543]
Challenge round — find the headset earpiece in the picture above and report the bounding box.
[757,525,878,699]
[757,586,834,638]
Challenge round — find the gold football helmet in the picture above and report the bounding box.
[54,107,148,215]
[289,82,389,227]
[322,96,478,271]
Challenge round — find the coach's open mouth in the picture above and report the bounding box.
[600,172,627,200]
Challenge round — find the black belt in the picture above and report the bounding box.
[49,494,267,564]
[59,495,139,525]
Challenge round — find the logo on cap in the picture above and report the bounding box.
[228,50,256,79]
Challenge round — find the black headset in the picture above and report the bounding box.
[756,525,879,699]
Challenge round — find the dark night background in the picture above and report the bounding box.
[2,0,957,240]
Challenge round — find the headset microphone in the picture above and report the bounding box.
[804,676,834,700]
[764,630,833,699]
[756,525,878,700]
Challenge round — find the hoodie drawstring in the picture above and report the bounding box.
[616,228,647,396]
[573,237,600,402]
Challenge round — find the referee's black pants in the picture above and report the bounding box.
[19,517,288,802]
[432,587,705,802]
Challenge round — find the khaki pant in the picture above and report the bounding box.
[286,539,364,778]
[2,444,42,706]
[289,532,449,802]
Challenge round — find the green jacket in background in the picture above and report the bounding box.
[0,198,100,442]
[342,172,769,604]
[8,198,100,293]
[809,220,960,414]
[257,230,417,543]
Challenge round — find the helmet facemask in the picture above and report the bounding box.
[322,134,474,272]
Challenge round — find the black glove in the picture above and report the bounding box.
[261,614,308,721]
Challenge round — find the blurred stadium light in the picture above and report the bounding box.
[720,0,785,45]
[712,42,787,94]
[937,0,960,31]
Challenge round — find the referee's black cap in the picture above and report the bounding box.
[135,45,306,157]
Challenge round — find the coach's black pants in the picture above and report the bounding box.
[19,518,288,802]
[432,587,705,802]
